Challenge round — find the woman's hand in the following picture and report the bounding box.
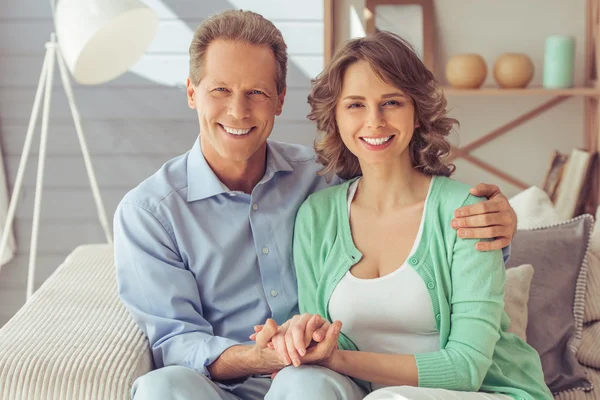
[296,319,342,368]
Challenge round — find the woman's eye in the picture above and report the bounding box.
[348,103,363,109]
[383,100,401,107]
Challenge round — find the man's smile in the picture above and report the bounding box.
[218,123,255,136]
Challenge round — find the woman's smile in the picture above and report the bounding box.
[359,135,395,151]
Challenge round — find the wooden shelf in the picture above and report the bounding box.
[442,87,600,97]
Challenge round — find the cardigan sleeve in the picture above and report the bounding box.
[414,194,505,391]
[292,197,362,355]
[292,203,320,316]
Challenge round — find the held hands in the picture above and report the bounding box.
[250,314,342,374]
[451,183,518,251]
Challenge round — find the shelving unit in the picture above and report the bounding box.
[444,0,600,212]
[325,0,600,211]
[442,87,600,97]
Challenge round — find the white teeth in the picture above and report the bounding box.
[222,125,252,135]
[362,136,392,146]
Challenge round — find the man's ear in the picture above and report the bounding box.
[186,78,197,109]
[275,87,287,116]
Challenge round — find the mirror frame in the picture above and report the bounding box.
[365,0,435,71]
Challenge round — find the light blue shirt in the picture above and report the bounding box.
[114,137,338,378]
[114,137,510,380]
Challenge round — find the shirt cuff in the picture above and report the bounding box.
[186,335,247,390]
[502,244,511,263]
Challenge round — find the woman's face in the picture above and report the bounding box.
[335,60,418,170]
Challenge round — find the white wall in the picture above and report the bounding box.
[0,0,326,326]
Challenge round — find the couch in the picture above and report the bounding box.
[0,189,600,399]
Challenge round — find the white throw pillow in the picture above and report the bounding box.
[509,186,563,229]
[504,264,535,341]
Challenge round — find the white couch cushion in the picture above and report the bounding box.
[0,244,152,400]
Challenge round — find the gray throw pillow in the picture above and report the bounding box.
[505,214,593,395]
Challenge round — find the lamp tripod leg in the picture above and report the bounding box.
[56,48,113,245]
[27,40,57,300]
[0,44,51,275]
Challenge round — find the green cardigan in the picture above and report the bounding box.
[292,175,552,400]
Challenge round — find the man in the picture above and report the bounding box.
[114,9,517,400]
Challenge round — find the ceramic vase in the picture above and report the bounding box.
[493,53,534,89]
[445,54,487,89]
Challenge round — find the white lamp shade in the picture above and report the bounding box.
[55,0,158,85]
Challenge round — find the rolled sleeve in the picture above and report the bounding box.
[187,336,241,378]
[502,244,511,263]
[114,202,239,377]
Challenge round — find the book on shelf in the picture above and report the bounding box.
[551,148,596,220]
[542,151,569,202]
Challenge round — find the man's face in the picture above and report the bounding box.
[187,40,286,167]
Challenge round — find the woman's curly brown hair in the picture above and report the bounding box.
[308,31,457,180]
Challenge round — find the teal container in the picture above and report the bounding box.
[543,35,576,88]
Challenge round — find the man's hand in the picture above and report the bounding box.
[451,183,517,251]
[249,318,288,372]
[206,318,288,381]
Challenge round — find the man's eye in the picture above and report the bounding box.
[214,88,228,92]
[250,90,265,95]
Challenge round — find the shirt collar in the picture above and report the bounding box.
[265,139,294,175]
[187,137,294,202]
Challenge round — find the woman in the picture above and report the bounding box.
[280,32,551,400]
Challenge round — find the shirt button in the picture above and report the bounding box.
[427,282,435,289]
[436,314,441,321]
[252,203,259,211]
[409,257,418,265]
[262,247,269,255]
[270,289,278,297]
[229,192,236,197]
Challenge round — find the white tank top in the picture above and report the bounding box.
[328,178,439,390]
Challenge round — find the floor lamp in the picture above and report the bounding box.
[0,0,157,300]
